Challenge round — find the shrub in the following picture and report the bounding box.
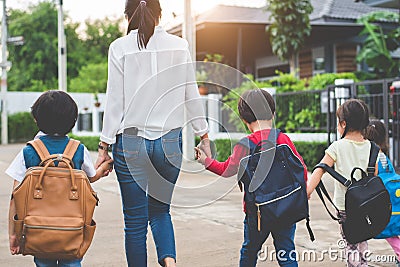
[293,141,327,169]
[1,112,38,143]
[69,134,100,151]
[307,72,359,90]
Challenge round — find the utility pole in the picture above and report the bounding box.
[182,0,196,160]
[57,0,67,91]
[1,0,10,145]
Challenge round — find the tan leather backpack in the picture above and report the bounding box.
[13,139,99,259]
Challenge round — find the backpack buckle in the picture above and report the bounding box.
[344,180,352,187]
[57,154,63,161]
[367,167,375,175]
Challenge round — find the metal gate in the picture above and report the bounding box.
[326,78,400,170]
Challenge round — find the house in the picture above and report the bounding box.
[167,0,398,80]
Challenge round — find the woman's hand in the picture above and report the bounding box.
[198,134,212,158]
[95,142,112,170]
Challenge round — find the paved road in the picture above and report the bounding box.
[0,144,395,266]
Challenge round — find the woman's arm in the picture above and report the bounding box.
[100,44,124,145]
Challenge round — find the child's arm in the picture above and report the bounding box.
[195,144,248,177]
[306,154,334,198]
[9,180,20,255]
[89,159,114,183]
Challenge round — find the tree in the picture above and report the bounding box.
[266,0,313,75]
[356,11,400,79]
[8,2,58,91]
[82,18,123,64]
[7,2,123,92]
[69,63,107,93]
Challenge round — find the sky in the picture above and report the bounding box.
[8,0,266,26]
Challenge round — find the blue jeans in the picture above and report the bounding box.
[113,129,182,267]
[240,215,298,267]
[34,258,82,267]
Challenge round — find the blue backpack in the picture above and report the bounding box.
[375,155,400,239]
[237,129,314,240]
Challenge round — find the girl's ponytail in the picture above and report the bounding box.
[125,0,162,50]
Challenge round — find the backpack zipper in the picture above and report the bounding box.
[255,186,302,206]
[24,224,83,231]
[257,205,261,232]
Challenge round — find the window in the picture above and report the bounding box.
[312,47,325,75]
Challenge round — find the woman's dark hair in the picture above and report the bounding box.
[336,99,370,138]
[238,89,275,123]
[125,0,162,49]
[365,120,389,154]
[31,90,78,136]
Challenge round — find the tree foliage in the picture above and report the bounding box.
[266,0,313,71]
[69,63,108,93]
[8,2,58,91]
[7,1,123,92]
[356,11,400,79]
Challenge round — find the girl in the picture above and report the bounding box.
[307,99,371,267]
[365,120,400,267]
[95,1,210,266]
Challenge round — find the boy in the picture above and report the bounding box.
[196,89,307,267]
[7,90,113,267]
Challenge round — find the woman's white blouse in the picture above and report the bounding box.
[100,26,209,143]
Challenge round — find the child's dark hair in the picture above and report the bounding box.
[336,99,369,138]
[31,90,78,136]
[125,0,162,50]
[365,120,389,155]
[238,89,275,123]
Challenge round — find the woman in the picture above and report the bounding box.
[95,1,210,266]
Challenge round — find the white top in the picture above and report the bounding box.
[100,26,208,143]
[6,132,97,183]
[325,138,371,210]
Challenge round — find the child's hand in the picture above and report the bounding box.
[194,147,207,165]
[9,234,20,255]
[98,159,114,177]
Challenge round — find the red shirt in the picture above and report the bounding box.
[205,129,308,181]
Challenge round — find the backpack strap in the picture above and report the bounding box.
[27,139,51,162]
[60,139,81,168]
[313,163,352,187]
[63,139,81,161]
[367,141,379,177]
[315,181,341,221]
[27,139,55,167]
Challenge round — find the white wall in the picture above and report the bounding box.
[5,92,106,114]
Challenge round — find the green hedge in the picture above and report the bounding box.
[293,141,327,170]
[69,135,100,151]
[0,112,38,143]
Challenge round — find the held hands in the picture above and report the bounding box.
[9,234,20,255]
[194,147,207,165]
[97,158,114,177]
[95,142,113,177]
[197,138,212,158]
